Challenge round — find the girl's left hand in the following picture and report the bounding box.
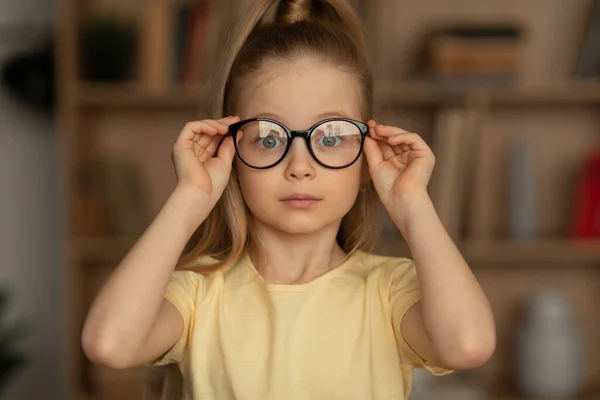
[363,120,435,206]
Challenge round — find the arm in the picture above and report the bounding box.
[82,186,211,369]
[82,116,238,369]
[363,121,495,371]
[390,194,496,370]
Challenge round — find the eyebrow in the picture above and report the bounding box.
[250,111,353,121]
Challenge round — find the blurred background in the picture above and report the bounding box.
[0,0,599,399]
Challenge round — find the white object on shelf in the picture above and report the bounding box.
[516,290,584,397]
[409,369,488,400]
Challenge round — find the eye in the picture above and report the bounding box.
[316,135,342,148]
[257,134,284,149]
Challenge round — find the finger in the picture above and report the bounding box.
[217,115,241,124]
[211,116,241,135]
[176,122,217,150]
[196,132,215,149]
[378,140,396,160]
[182,120,230,148]
[368,122,385,141]
[216,136,236,165]
[374,124,412,139]
[388,132,431,151]
[198,120,227,149]
[199,135,222,162]
[205,118,236,134]
[203,119,224,131]
[187,121,220,136]
[363,136,383,168]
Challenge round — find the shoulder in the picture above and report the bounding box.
[170,256,222,289]
[351,251,420,295]
[173,254,250,288]
[354,250,415,278]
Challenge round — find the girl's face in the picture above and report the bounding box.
[234,59,365,235]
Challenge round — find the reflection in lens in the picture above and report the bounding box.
[311,120,362,167]
[235,120,288,167]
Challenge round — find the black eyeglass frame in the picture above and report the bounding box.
[227,117,370,169]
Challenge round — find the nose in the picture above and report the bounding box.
[284,137,315,181]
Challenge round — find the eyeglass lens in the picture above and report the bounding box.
[234,120,362,168]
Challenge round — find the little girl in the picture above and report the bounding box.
[82,0,496,399]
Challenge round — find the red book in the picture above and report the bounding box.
[571,150,600,238]
[180,0,212,87]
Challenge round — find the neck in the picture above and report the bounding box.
[248,217,347,285]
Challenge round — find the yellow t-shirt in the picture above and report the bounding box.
[152,250,452,399]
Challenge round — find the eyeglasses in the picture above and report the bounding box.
[228,117,369,169]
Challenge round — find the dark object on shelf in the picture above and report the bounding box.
[0,286,30,396]
[1,37,55,111]
[80,15,137,81]
[576,0,600,78]
[421,25,522,89]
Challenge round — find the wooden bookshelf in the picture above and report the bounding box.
[56,0,600,399]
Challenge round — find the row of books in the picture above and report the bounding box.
[137,0,367,92]
[138,0,218,92]
[429,108,599,241]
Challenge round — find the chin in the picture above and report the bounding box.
[254,206,342,236]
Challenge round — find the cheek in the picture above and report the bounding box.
[325,166,362,203]
[236,164,276,206]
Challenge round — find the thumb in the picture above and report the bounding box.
[217,136,236,166]
[363,137,383,172]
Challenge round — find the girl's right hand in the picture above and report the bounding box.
[171,116,241,202]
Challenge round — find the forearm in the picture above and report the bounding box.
[389,194,495,361]
[82,185,211,358]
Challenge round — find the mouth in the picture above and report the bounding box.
[281,193,321,209]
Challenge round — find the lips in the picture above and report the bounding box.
[281,193,320,201]
[281,193,321,209]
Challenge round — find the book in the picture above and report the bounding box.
[570,150,600,238]
[429,107,477,240]
[576,0,600,78]
[138,0,174,92]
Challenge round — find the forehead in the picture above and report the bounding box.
[236,59,362,129]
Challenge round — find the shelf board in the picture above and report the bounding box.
[75,83,210,110]
[74,81,600,110]
[74,237,600,266]
[378,81,600,107]
[379,238,600,265]
[462,239,600,265]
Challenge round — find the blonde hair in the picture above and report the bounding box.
[180,0,380,272]
[146,0,381,398]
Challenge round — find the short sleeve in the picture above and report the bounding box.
[388,258,454,376]
[151,270,200,366]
